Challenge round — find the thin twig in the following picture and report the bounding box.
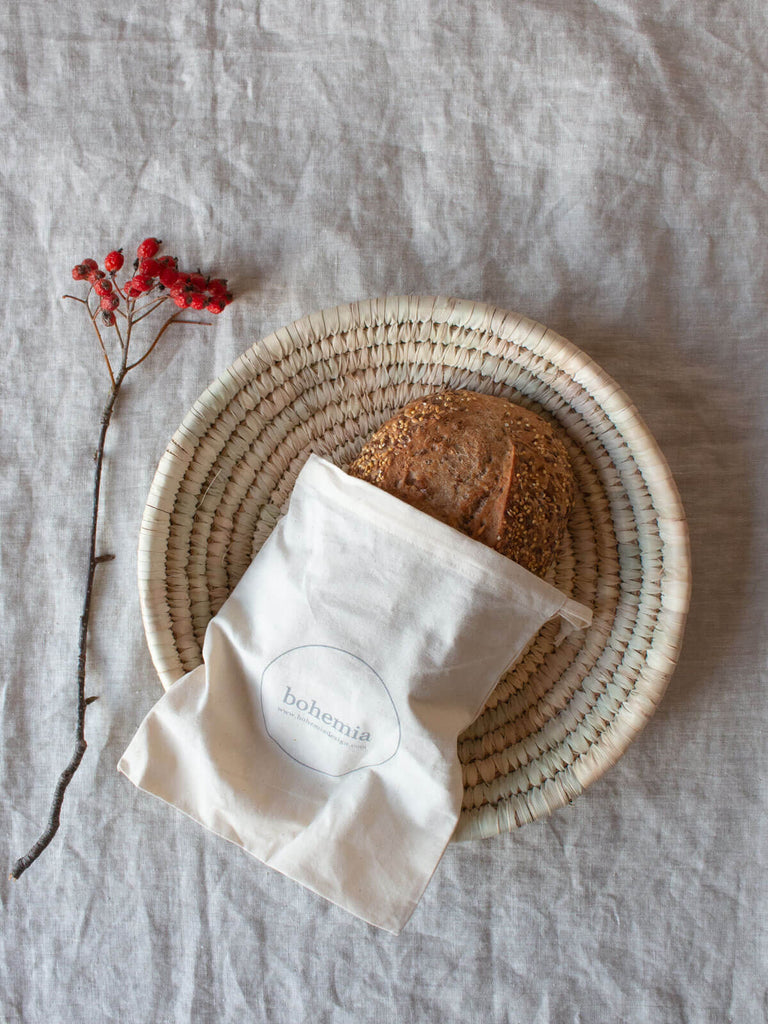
[130,296,168,325]
[126,311,208,371]
[113,317,125,351]
[65,291,115,372]
[88,304,115,387]
[124,297,134,355]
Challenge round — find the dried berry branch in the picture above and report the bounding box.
[10,238,233,880]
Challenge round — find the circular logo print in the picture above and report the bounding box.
[260,645,401,777]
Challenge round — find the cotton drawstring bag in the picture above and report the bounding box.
[119,454,592,933]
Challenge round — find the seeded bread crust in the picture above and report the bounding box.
[347,390,575,577]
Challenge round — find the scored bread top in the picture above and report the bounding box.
[347,390,575,577]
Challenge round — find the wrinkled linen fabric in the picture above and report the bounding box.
[1,0,767,1021]
[119,456,591,933]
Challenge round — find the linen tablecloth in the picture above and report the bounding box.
[1,2,766,1021]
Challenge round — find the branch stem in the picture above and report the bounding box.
[10,350,129,880]
[12,259,229,878]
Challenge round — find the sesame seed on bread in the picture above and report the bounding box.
[347,390,574,577]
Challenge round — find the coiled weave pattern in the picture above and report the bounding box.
[137,296,690,842]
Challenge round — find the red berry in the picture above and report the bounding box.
[104,250,124,273]
[189,273,206,291]
[159,266,179,288]
[206,299,224,314]
[87,268,106,283]
[131,274,152,293]
[190,292,206,310]
[137,237,161,259]
[82,258,98,271]
[101,310,116,327]
[72,264,89,280]
[93,278,113,297]
[139,257,161,277]
[208,278,227,296]
[172,292,190,308]
[100,293,119,311]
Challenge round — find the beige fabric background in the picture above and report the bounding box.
[1,1,766,1021]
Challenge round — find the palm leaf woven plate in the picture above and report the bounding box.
[138,296,690,842]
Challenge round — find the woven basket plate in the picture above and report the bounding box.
[138,296,690,842]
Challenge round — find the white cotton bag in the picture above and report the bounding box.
[119,455,591,933]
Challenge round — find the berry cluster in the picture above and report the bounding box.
[72,237,233,327]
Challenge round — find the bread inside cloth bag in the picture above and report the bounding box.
[120,415,592,933]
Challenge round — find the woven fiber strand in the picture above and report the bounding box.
[137,296,690,842]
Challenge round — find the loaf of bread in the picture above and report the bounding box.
[347,390,575,577]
